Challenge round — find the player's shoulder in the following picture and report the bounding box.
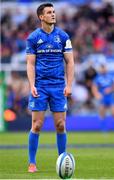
[55,27,69,38]
[27,28,41,40]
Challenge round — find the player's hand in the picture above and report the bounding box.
[104,87,112,94]
[31,86,39,97]
[64,86,72,97]
[95,93,102,100]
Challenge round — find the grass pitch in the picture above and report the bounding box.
[0,132,114,179]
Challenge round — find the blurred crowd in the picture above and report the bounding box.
[1,1,114,116]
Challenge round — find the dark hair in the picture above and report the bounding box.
[37,3,54,19]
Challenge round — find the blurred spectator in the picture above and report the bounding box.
[84,65,97,94]
[6,71,30,114]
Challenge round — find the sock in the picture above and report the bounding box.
[56,132,67,155]
[28,131,39,164]
[99,116,107,132]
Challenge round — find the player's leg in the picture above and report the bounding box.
[28,111,45,172]
[53,112,67,155]
[49,86,67,155]
[28,87,48,172]
[99,105,107,131]
[99,105,106,119]
[111,105,114,117]
[31,111,45,133]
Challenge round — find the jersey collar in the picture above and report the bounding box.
[40,26,55,35]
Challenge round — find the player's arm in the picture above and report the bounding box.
[26,54,38,97]
[64,52,74,97]
[92,83,102,100]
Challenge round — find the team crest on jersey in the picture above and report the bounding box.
[54,35,61,43]
[29,102,35,108]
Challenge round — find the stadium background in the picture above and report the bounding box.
[1,0,114,132]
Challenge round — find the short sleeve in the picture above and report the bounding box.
[26,35,36,55]
[62,33,72,53]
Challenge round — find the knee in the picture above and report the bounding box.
[56,120,65,132]
[32,119,42,133]
[34,124,41,132]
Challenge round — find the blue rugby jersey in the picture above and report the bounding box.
[26,27,72,87]
[93,73,114,95]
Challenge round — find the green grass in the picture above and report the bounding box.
[0,132,114,179]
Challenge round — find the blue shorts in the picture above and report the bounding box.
[100,95,114,107]
[28,86,67,112]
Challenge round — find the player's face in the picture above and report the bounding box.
[99,65,107,74]
[40,7,56,25]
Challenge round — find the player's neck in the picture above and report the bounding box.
[41,23,54,34]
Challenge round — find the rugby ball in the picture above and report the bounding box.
[56,152,75,179]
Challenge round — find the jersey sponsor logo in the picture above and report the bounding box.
[65,39,72,49]
[37,39,43,44]
[37,49,62,53]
